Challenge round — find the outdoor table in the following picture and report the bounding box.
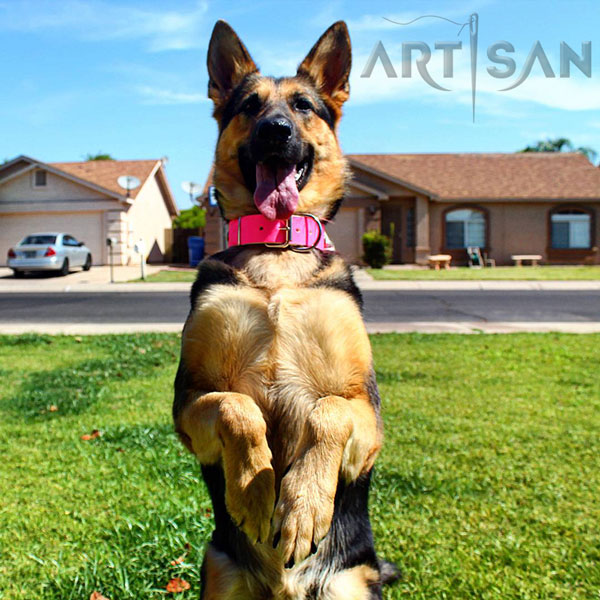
[427,254,452,270]
[511,254,542,266]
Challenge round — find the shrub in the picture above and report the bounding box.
[173,206,206,230]
[362,230,392,268]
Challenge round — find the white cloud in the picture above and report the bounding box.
[135,85,208,105]
[0,0,209,52]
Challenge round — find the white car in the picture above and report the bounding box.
[7,232,92,278]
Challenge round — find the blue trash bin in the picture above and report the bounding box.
[188,236,205,267]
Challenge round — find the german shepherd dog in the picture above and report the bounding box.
[173,20,398,599]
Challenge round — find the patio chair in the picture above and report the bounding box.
[467,247,495,268]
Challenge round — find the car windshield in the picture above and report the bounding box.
[20,235,57,245]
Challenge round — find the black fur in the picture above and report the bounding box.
[294,73,336,128]
[324,196,344,221]
[201,463,266,575]
[189,256,240,309]
[308,257,363,312]
[218,72,262,134]
[172,360,190,426]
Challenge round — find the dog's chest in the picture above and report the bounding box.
[183,281,371,412]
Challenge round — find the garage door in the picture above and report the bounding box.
[0,212,104,266]
[326,208,360,263]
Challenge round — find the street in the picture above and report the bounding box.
[1,290,599,334]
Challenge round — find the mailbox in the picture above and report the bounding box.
[133,239,146,255]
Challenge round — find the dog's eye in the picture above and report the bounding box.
[293,97,313,112]
[241,94,261,116]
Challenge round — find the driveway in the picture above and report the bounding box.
[0,265,166,290]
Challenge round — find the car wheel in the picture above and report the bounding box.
[13,269,24,279]
[83,254,92,271]
[59,259,69,277]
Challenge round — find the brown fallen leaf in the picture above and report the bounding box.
[49,405,59,412]
[166,577,191,593]
[81,429,102,441]
[170,542,191,566]
[89,592,110,600]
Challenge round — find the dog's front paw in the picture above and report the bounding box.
[223,440,275,545]
[272,458,337,567]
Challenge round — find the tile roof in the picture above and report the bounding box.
[347,153,600,201]
[49,159,159,199]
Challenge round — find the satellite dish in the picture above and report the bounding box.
[117,175,141,198]
[182,181,204,204]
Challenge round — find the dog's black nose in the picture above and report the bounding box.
[256,117,292,145]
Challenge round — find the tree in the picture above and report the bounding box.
[85,152,115,161]
[173,205,206,230]
[519,138,597,163]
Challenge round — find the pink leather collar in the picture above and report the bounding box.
[227,214,335,252]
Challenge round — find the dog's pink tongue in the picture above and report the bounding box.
[254,163,298,220]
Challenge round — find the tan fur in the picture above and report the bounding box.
[324,565,380,600]
[202,545,253,599]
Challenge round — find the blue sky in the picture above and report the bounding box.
[1,0,598,210]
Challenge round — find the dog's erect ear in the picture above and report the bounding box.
[207,20,258,106]
[297,21,351,114]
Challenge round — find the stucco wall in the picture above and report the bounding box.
[127,172,172,263]
[429,201,600,265]
[0,169,107,203]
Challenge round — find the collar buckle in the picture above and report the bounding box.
[264,218,291,249]
[290,213,323,252]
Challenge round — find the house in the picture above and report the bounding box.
[0,156,178,266]
[203,152,600,265]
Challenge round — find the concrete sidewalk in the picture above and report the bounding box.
[3,321,600,335]
[2,266,600,293]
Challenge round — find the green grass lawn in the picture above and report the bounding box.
[1,333,599,599]
[131,270,197,283]
[134,266,600,284]
[368,266,600,280]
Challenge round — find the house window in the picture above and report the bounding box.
[34,170,47,187]
[551,209,591,249]
[445,208,486,249]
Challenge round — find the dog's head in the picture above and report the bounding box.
[208,20,351,222]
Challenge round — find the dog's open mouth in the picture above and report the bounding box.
[240,148,313,221]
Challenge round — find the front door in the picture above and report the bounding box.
[381,204,403,263]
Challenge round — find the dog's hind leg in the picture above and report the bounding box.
[200,543,257,599]
[177,390,276,545]
[272,394,381,566]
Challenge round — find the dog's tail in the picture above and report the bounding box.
[379,559,401,585]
